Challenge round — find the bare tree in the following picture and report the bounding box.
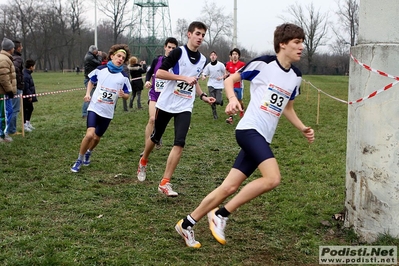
[283,2,329,74]
[68,0,85,37]
[67,0,85,67]
[99,0,133,44]
[174,18,188,45]
[6,0,46,62]
[198,1,233,49]
[97,20,115,51]
[330,0,359,55]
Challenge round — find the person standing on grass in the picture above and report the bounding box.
[127,56,146,110]
[22,59,37,132]
[225,48,245,125]
[142,37,178,152]
[81,45,102,118]
[175,23,315,248]
[136,21,215,196]
[202,51,226,119]
[0,37,16,143]
[9,40,23,135]
[71,44,132,173]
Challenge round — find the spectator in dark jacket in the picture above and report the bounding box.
[23,59,37,132]
[128,56,146,110]
[82,45,102,118]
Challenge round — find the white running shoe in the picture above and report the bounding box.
[207,208,228,245]
[137,160,147,181]
[3,134,13,142]
[175,219,201,248]
[24,123,32,132]
[158,182,178,197]
[27,122,35,130]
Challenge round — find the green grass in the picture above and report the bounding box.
[1,73,398,265]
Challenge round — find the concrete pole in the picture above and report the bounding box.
[345,0,399,242]
[233,0,237,48]
[94,0,98,48]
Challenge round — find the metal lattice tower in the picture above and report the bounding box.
[131,0,172,61]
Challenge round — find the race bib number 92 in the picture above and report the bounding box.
[98,86,118,104]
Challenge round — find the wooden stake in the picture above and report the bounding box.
[20,96,24,137]
[317,90,320,125]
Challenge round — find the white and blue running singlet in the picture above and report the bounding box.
[87,65,132,119]
[156,46,206,113]
[236,55,302,144]
[203,61,226,89]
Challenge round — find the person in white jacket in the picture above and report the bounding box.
[202,51,226,119]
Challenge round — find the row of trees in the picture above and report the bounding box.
[0,0,359,75]
[0,0,135,71]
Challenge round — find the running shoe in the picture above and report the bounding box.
[175,219,201,248]
[83,150,91,166]
[158,182,178,197]
[71,159,83,173]
[239,111,244,118]
[137,160,147,181]
[225,116,233,125]
[207,208,228,245]
[27,122,35,130]
[24,123,32,132]
[3,134,13,142]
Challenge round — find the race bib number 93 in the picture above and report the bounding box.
[260,83,291,117]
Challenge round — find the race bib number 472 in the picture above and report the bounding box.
[173,81,194,99]
[260,83,291,117]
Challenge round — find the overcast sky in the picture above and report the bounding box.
[169,0,337,53]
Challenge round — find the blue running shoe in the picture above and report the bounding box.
[71,159,82,173]
[83,150,91,166]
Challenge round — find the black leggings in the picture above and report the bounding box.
[151,109,191,147]
[23,98,34,122]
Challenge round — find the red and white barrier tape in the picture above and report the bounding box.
[348,80,399,104]
[350,54,399,81]
[130,76,144,81]
[1,77,144,100]
[304,55,399,105]
[0,87,86,101]
[348,54,399,104]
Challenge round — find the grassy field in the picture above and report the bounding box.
[1,72,398,265]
